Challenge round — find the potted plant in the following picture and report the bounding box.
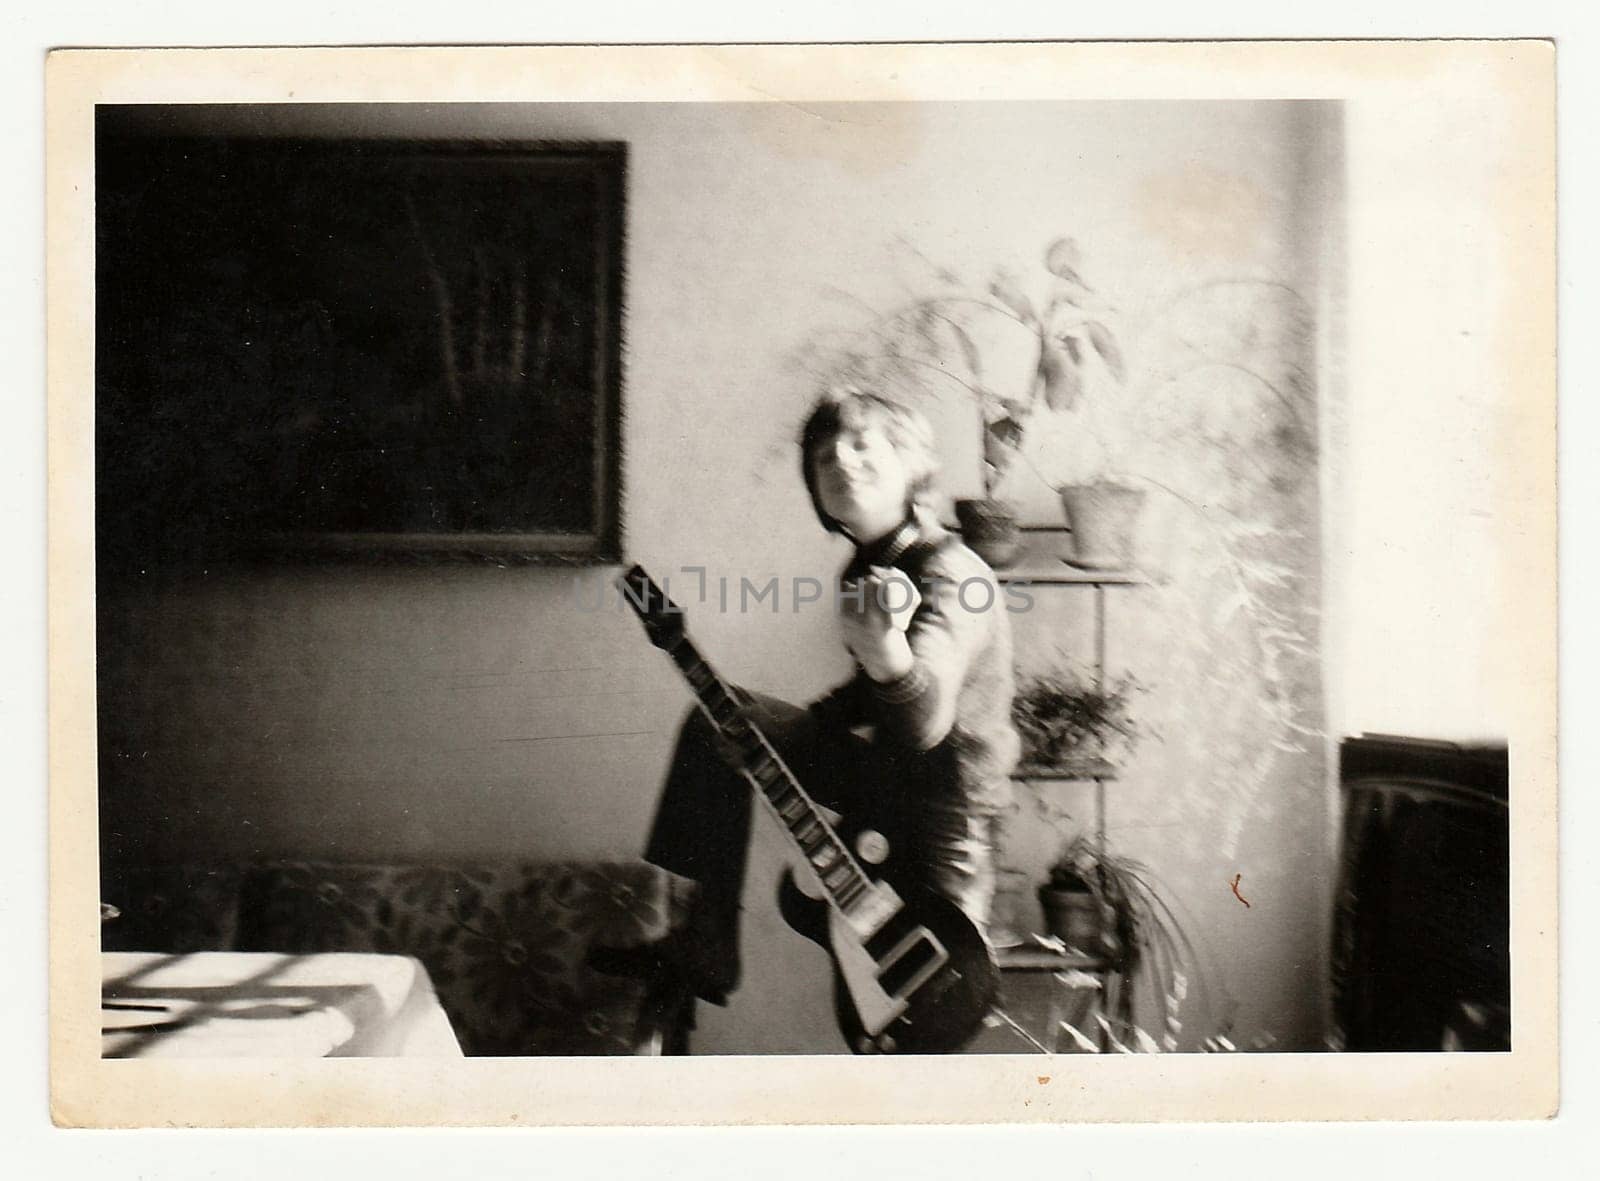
[1036,834,1227,1053]
[1056,475,1146,572]
[947,240,1126,566]
[1035,838,1112,957]
[1025,276,1323,864]
[1012,666,1143,776]
[996,238,1144,571]
[808,237,1128,567]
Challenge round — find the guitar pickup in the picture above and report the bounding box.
[874,928,950,1001]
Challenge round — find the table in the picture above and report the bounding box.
[102,951,464,1059]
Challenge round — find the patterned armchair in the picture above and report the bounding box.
[101,858,697,1056]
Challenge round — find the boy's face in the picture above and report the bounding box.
[811,418,913,542]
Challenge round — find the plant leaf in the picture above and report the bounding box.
[1051,289,1085,314]
[950,320,983,378]
[1087,321,1126,382]
[983,416,1024,473]
[1096,1014,1135,1054]
[988,272,1037,325]
[1058,1021,1100,1053]
[986,415,1025,450]
[1039,340,1082,412]
[1044,236,1083,279]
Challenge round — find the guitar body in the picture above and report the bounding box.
[777,810,1001,1055]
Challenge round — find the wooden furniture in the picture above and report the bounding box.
[99,858,697,1056]
[1331,736,1510,1051]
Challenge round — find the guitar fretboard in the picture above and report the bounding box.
[663,634,875,914]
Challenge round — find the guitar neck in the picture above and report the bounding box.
[661,633,876,914]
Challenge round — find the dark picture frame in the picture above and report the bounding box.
[95,123,626,568]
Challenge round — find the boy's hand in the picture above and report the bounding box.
[839,566,919,683]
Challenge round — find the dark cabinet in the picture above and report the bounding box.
[1331,736,1510,1051]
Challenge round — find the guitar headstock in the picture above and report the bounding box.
[616,563,686,649]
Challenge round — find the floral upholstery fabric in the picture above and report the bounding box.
[102,859,694,1056]
[101,863,245,954]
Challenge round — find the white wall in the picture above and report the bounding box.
[1329,93,1542,744]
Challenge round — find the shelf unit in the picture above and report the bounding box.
[989,525,1145,1052]
[995,946,1111,973]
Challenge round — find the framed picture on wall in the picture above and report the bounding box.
[95,125,627,568]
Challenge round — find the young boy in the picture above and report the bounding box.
[603,388,1020,1024]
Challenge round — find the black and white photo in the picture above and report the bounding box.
[47,42,1556,1126]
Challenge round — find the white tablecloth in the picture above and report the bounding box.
[102,951,464,1059]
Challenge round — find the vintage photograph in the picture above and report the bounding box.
[50,44,1556,1125]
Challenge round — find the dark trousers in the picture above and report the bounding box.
[642,693,999,1003]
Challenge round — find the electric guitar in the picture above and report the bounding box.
[618,564,1000,1054]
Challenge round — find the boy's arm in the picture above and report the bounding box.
[857,554,993,750]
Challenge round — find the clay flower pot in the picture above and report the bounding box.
[1036,882,1101,951]
[1058,481,1145,571]
[954,497,1022,568]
